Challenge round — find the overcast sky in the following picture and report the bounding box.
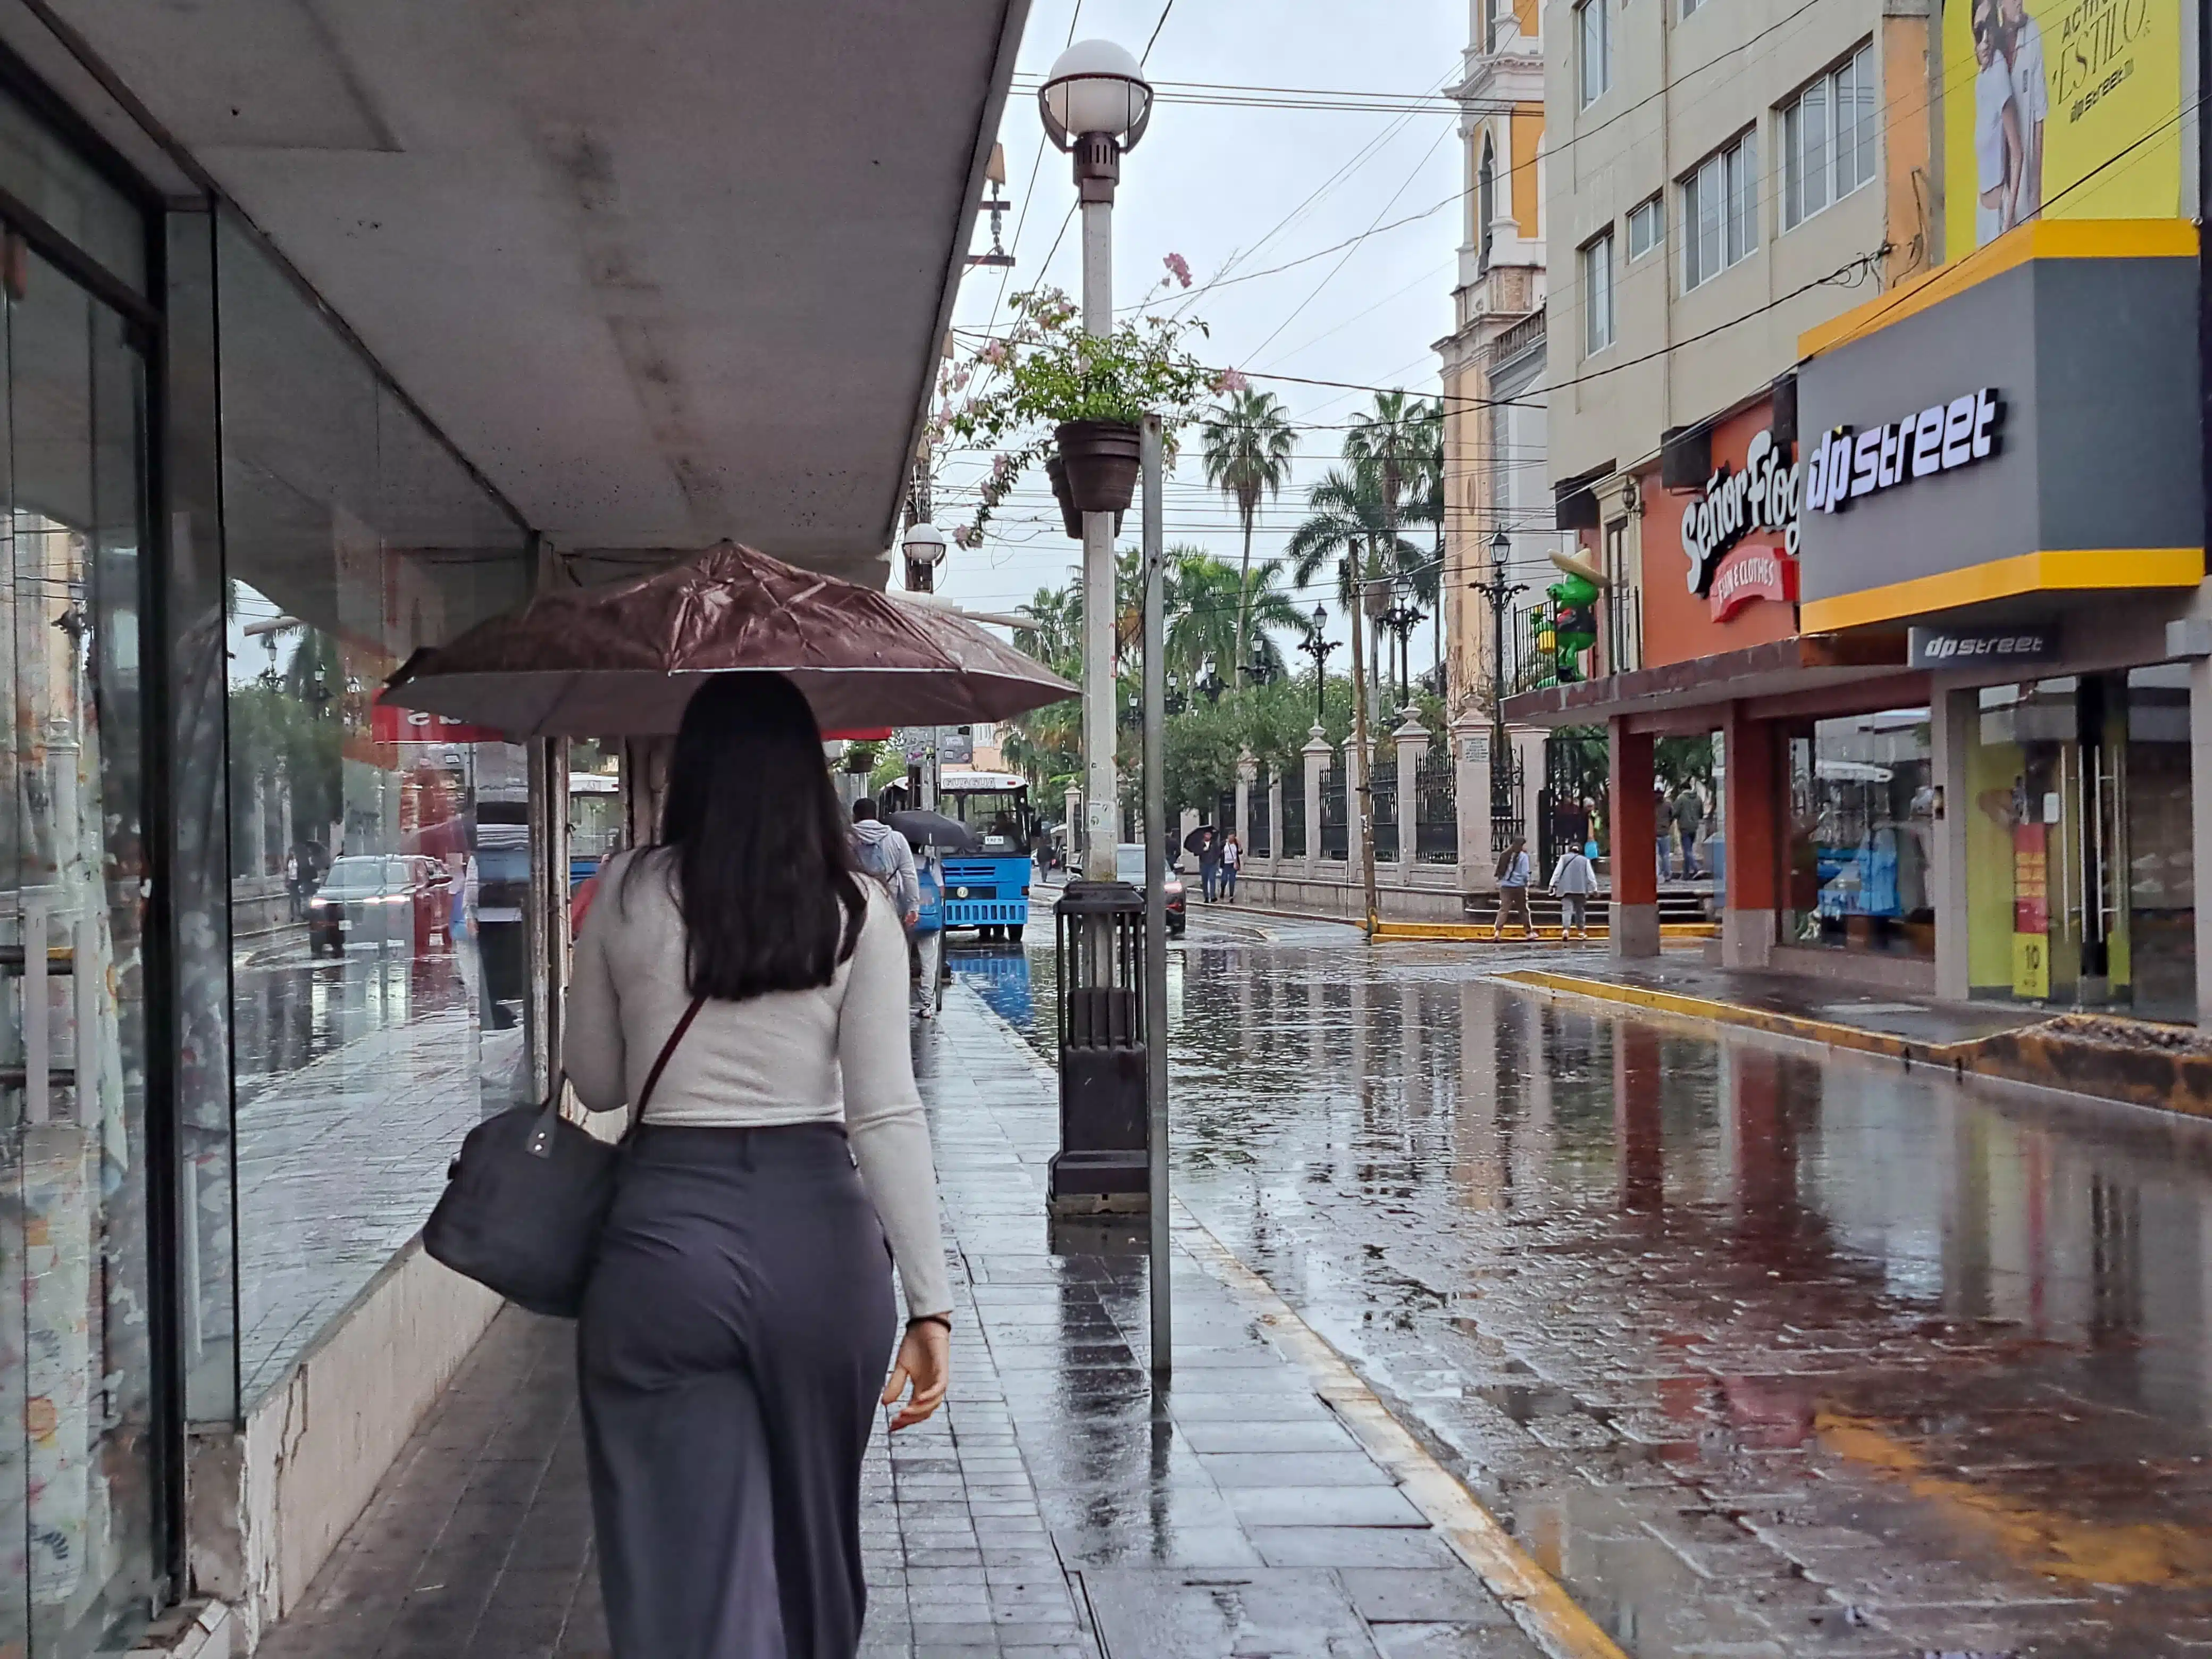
[933,0,1468,656]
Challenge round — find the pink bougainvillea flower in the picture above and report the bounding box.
[952,524,981,549]
[980,338,1010,366]
[1163,252,1193,289]
[1211,367,1249,393]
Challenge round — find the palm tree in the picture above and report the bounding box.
[1285,467,1423,683]
[1013,583,1082,677]
[1200,390,1296,676]
[1345,390,1430,557]
[1161,546,1308,686]
[1403,399,1446,687]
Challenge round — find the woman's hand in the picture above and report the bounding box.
[883,1319,950,1430]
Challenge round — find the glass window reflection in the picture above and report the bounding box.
[216,211,530,1404]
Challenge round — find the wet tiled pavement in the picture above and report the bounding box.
[258,977,1539,1658]
[1061,911,2212,1658]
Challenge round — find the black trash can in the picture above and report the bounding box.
[1048,880,1149,1215]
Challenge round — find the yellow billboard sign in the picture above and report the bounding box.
[1942,0,2181,256]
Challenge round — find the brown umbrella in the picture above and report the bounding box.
[380,542,1074,738]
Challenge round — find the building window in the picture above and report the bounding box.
[1627,194,1664,261]
[1478,138,1496,273]
[1577,0,1610,106]
[1683,130,1757,290]
[1582,230,1616,355]
[1781,44,1877,231]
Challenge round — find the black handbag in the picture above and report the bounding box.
[424,995,705,1317]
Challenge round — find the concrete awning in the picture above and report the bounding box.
[1504,634,1921,731]
[45,0,1028,581]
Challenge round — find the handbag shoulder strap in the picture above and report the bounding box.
[627,994,708,1138]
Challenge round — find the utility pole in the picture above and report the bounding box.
[1347,550,1381,935]
[1140,414,1170,1381]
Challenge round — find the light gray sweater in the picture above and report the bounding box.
[563,850,952,1318]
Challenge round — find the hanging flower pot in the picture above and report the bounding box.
[1054,420,1143,515]
[1045,454,1081,539]
[1046,453,1122,540]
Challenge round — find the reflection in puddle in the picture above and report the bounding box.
[962,922,2212,1651]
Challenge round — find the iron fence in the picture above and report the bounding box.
[1319,766,1347,860]
[1371,761,1399,862]
[1250,769,1271,857]
[1415,742,1457,863]
[1490,742,1524,865]
[1280,778,1306,859]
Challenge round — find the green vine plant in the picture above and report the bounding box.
[939,256,1242,548]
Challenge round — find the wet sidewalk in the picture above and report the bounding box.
[255,986,1550,1659]
[1500,957,2039,1062]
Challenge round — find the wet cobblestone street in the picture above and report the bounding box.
[967,900,2212,1657]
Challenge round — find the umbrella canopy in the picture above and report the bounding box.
[888,810,979,855]
[380,542,1075,738]
[1183,825,1217,856]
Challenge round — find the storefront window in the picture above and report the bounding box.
[0,246,158,1655]
[1967,674,2196,1016]
[215,212,531,1405]
[1783,708,1934,955]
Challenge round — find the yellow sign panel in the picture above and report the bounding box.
[1942,0,2181,256]
[2012,931,2051,1000]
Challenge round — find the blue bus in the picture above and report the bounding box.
[936,769,1035,941]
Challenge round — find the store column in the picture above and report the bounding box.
[1934,689,1973,1002]
[1609,718,1659,956]
[2192,656,2212,1026]
[1720,702,1779,969]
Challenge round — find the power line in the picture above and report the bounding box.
[1141,0,1174,65]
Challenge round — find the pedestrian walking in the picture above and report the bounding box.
[1219,832,1241,901]
[1197,828,1221,903]
[1672,785,1705,880]
[849,795,926,1016]
[564,674,952,1659]
[1548,842,1598,939]
[1496,837,1533,935]
[1654,785,1675,881]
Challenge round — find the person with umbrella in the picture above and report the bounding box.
[1188,825,1220,904]
[564,674,951,1657]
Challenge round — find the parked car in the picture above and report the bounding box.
[1115,843,1186,937]
[308,854,451,957]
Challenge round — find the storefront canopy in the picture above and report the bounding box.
[38,0,1029,583]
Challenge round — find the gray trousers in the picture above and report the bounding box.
[579,1124,898,1658]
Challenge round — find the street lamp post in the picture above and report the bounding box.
[1467,526,1528,836]
[1041,41,1153,882]
[1298,603,1340,725]
[1381,579,1425,708]
[900,520,948,594]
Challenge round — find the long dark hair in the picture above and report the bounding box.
[623,673,865,1000]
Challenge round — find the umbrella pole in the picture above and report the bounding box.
[1141,414,1171,1386]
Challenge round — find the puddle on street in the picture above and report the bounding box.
[952,928,2212,1654]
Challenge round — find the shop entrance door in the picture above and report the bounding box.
[0,246,160,1654]
[1970,674,2185,1016]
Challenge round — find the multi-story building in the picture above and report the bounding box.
[1436,0,1551,715]
[1515,0,2209,1023]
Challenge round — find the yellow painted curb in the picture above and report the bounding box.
[1176,1203,1629,1659]
[1496,968,1978,1065]
[1372,922,1719,943]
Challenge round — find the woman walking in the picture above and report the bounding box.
[565,673,952,1658]
[1220,832,1241,901]
[1496,837,1534,935]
